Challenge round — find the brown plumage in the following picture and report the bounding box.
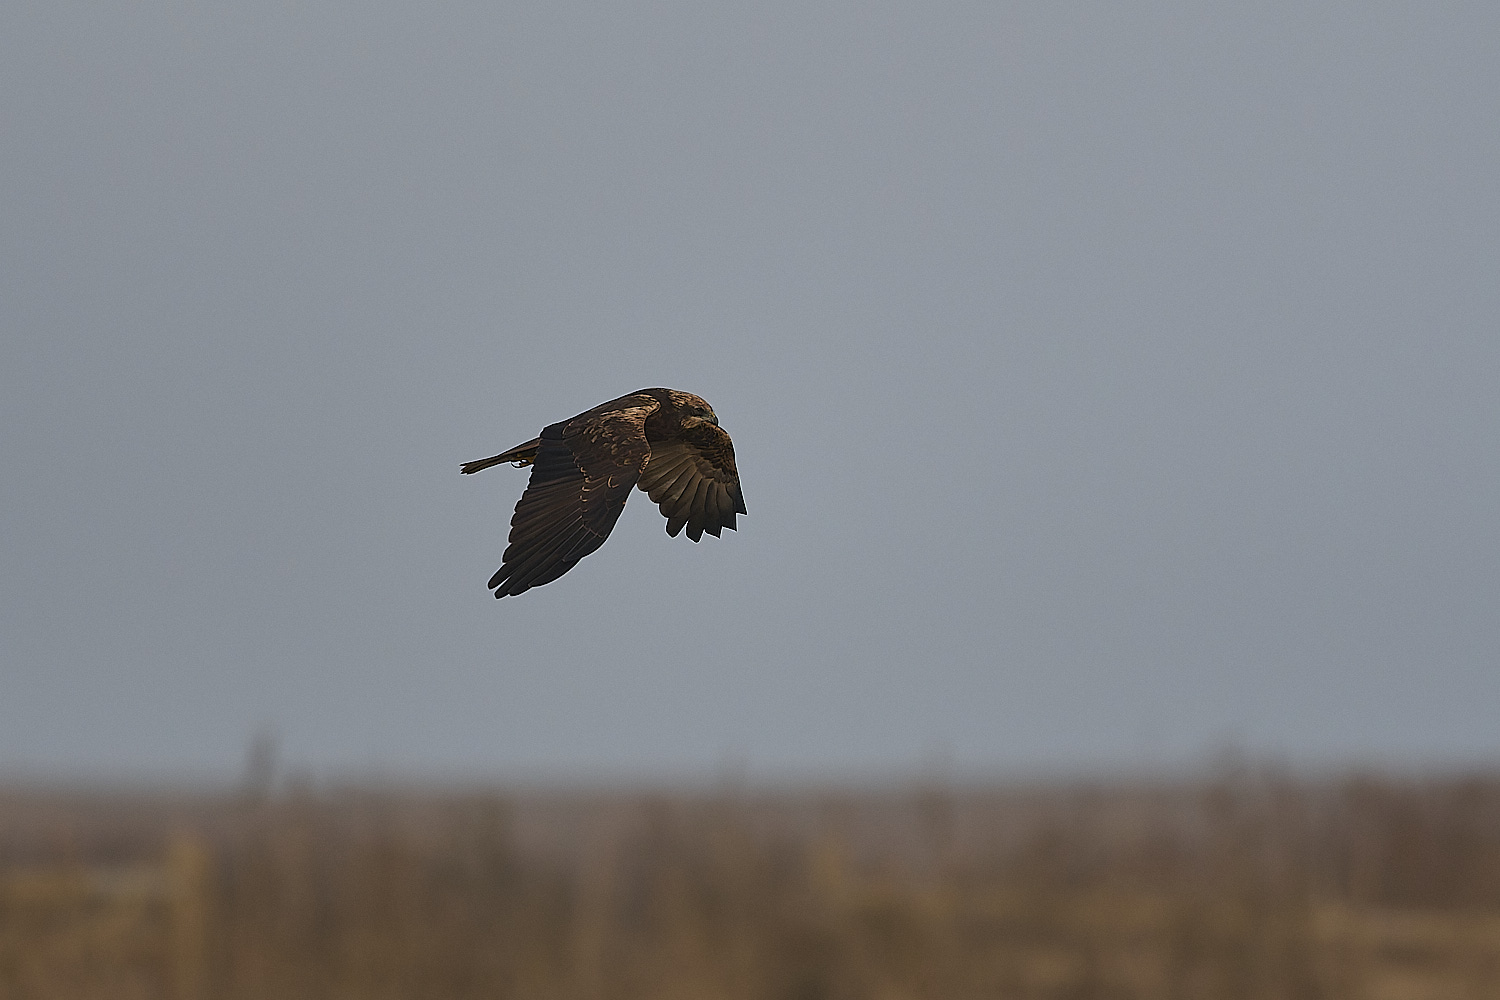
[461,389,746,598]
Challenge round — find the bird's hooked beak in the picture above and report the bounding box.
[706,412,719,426]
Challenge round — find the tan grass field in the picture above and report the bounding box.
[2,773,1499,999]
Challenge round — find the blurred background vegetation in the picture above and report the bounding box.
[3,769,1500,999]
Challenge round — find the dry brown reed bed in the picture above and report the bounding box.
[3,772,1500,999]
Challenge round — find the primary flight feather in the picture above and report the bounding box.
[462,388,746,598]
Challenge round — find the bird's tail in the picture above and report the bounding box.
[461,438,540,475]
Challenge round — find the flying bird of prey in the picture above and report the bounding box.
[461,388,745,598]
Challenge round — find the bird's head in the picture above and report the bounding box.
[665,390,719,425]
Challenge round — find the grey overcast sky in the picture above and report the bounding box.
[2,1,1497,784]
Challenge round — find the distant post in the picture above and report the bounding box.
[168,832,210,1000]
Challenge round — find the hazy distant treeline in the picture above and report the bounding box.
[3,772,1500,998]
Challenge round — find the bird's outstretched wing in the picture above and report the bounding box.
[488,395,658,597]
[637,421,746,542]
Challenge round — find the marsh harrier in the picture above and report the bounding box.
[462,389,745,598]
